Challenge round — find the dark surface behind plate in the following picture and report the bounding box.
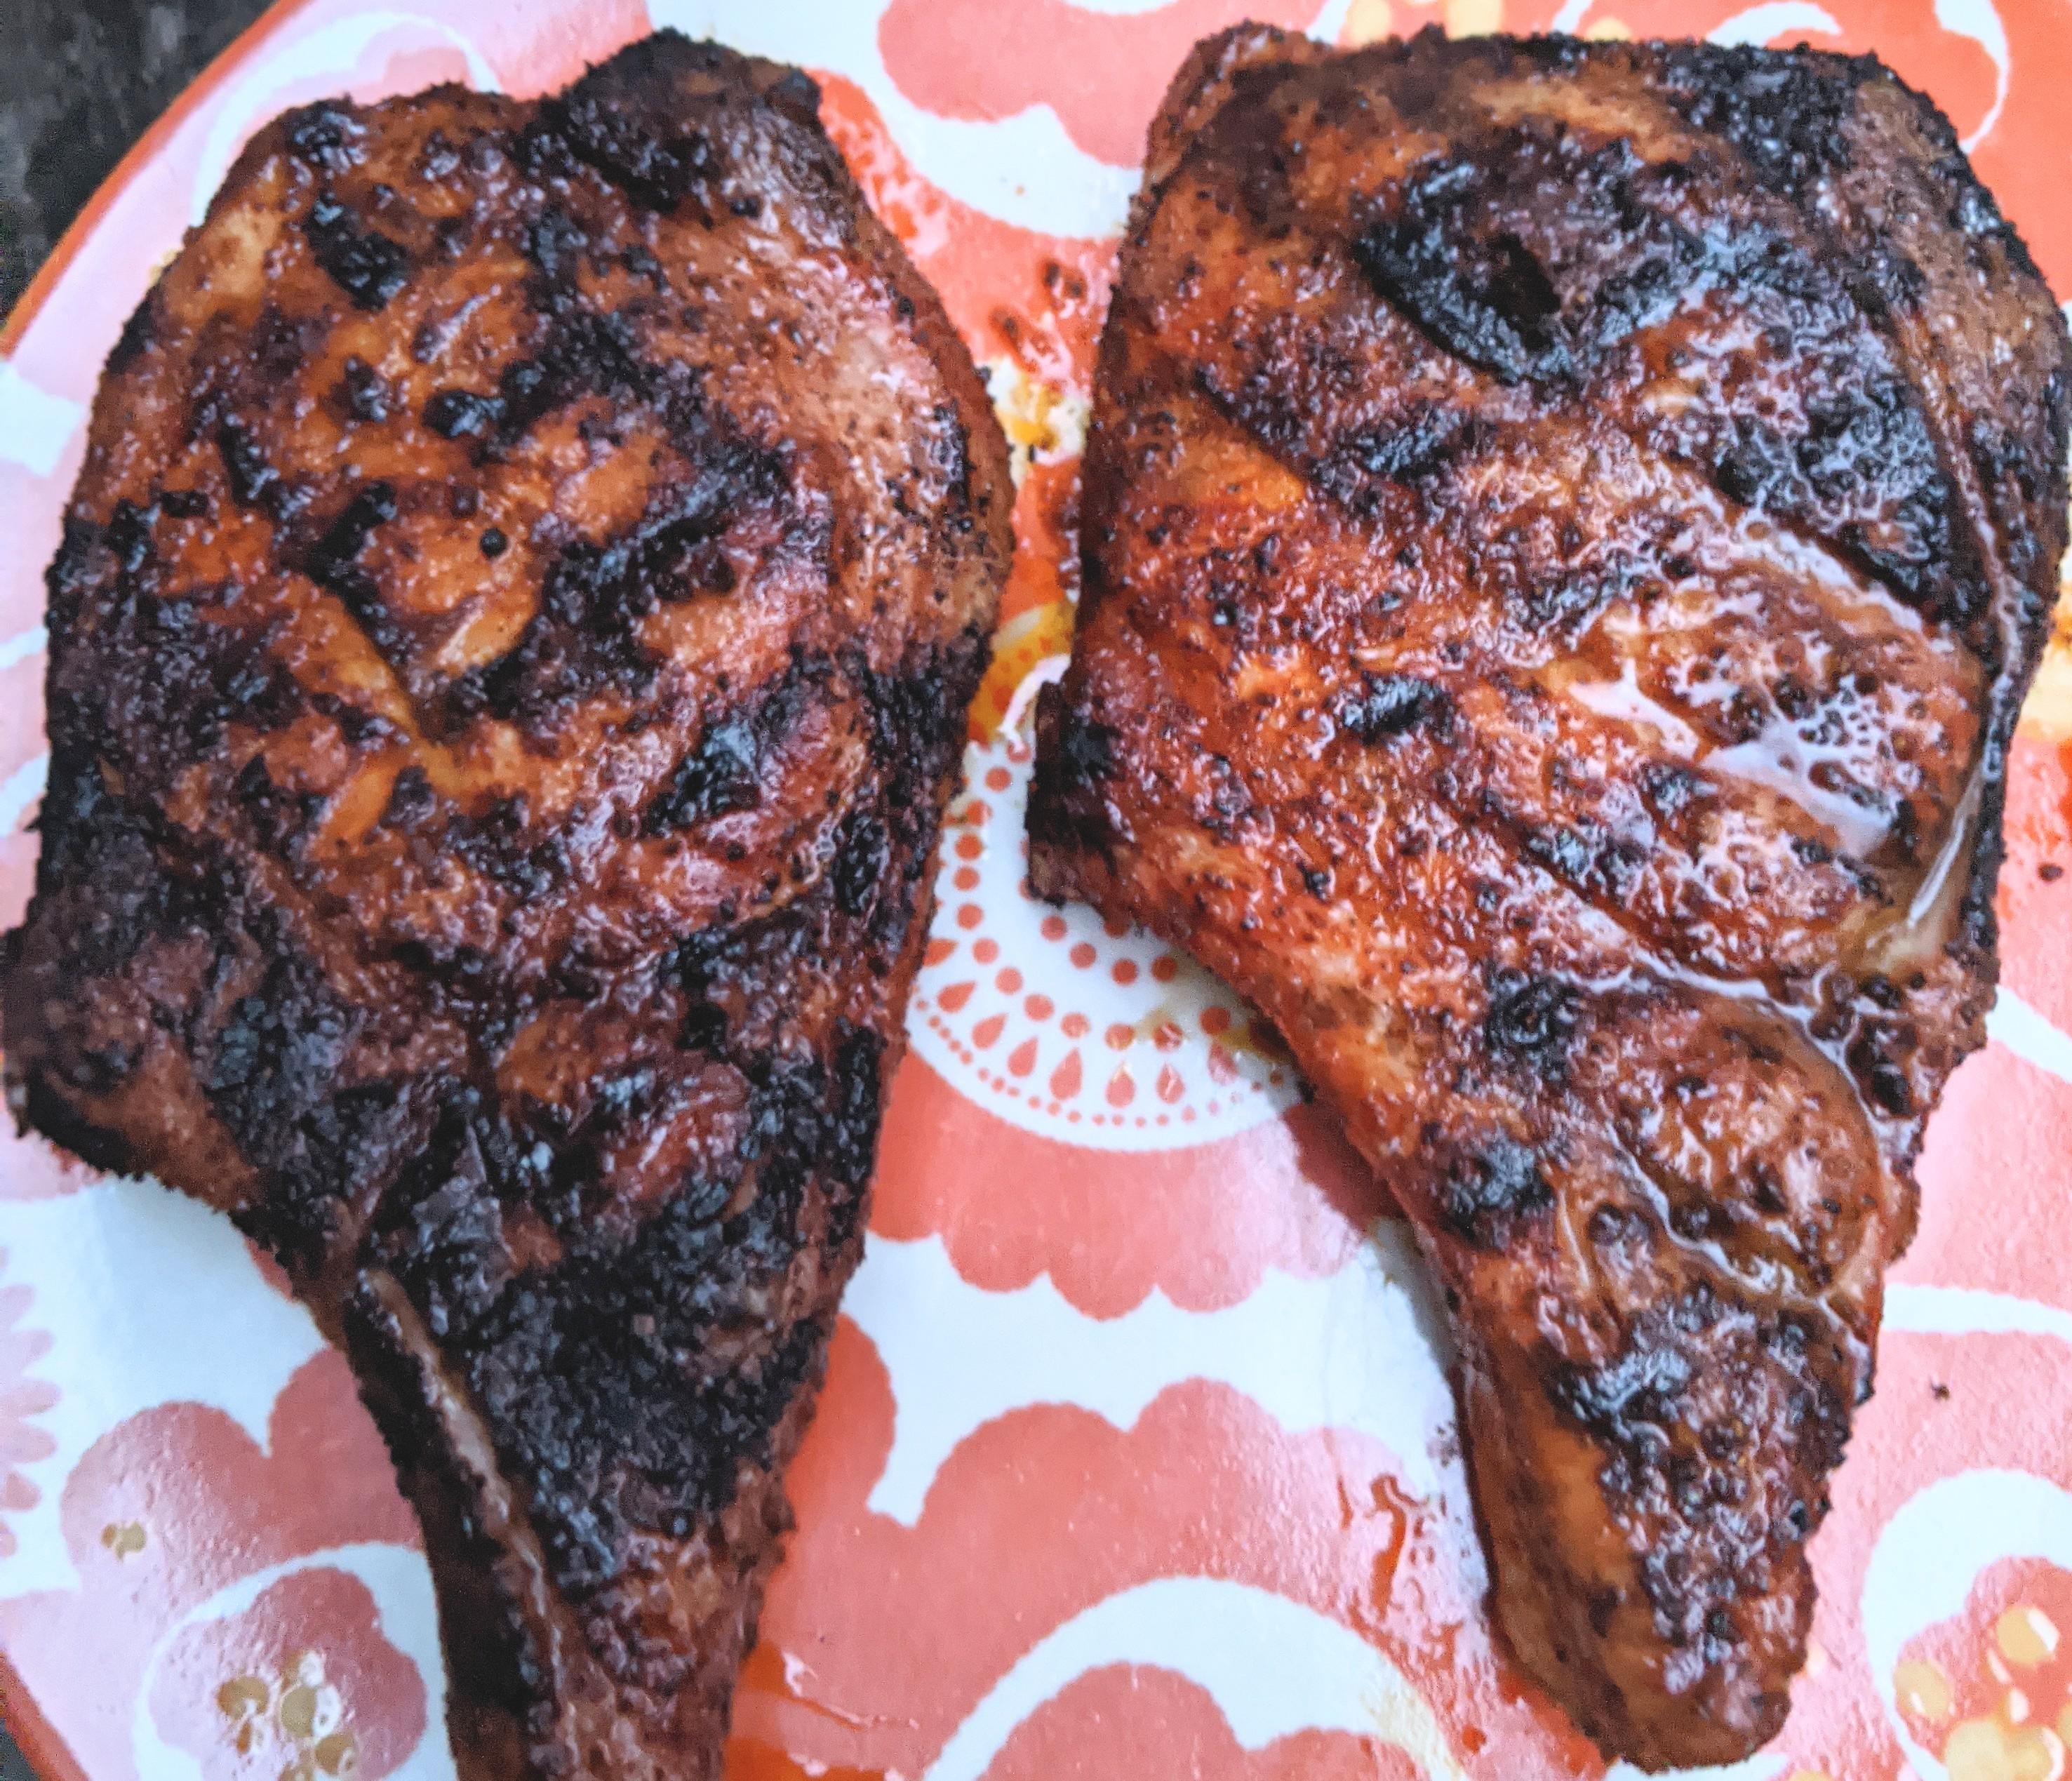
[2,11,273,1770]
[1,0,269,316]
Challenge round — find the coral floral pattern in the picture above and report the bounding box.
[878,0,1330,164]
[0,1256,55,1562]
[1894,1558,2072,1780]
[0,1356,422,1781]
[149,1568,427,1781]
[0,4,2070,1780]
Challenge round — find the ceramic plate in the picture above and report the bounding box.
[2,1,2071,1777]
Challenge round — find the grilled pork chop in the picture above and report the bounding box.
[1029,25,2068,1769]
[4,34,1010,1779]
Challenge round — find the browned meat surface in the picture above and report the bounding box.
[2,33,1010,1780]
[1028,25,2068,1770]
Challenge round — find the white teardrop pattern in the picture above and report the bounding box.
[920,1576,1468,1781]
[646,0,1137,239]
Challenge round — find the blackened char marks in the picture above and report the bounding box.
[822,1025,886,1253]
[853,627,991,938]
[417,305,673,457]
[203,952,354,1154]
[422,387,503,439]
[1050,706,1117,782]
[1337,95,1965,619]
[336,357,394,423]
[1345,128,1719,387]
[550,34,730,215]
[382,764,437,829]
[469,309,697,459]
[234,1079,429,1279]
[1483,970,1581,1071]
[832,809,889,918]
[305,189,410,310]
[108,293,156,375]
[1438,1135,1553,1248]
[373,1022,885,1598]
[1549,1326,1695,1467]
[3,751,192,1112]
[556,98,717,216]
[379,1111,514,1340]
[450,441,794,738]
[1650,43,1875,201]
[283,100,368,173]
[644,658,824,834]
[234,754,325,856]
[866,630,986,887]
[46,516,302,784]
[1845,1010,1919,1116]
[1519,818,1647,904]
[217,419,298,519]
[857,628,991,806]
[1354,164,1572,387]
[547,31,824,219]
[306,481,406,660]
[1318,406,1471,498]
[1027,689,1120,864]
[1713,384,1960,620]
[1336,672,1449,742]
[1547,1286,1852,1636]
[336,1275,547,1758]
[448,796,574,907]
[524,206,589,289]
[201,949,434,1276]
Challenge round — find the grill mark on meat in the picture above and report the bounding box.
[443,439,798,740]
[1481,969,1581,1071]
[415,308,697,463]
[1135,384,1953,985]
[1342,133,1970,620]
[284,100,370,174]
[1316,406,1478,498]
[305,480,408,665]
[305,188,411,310]
[234,754,326,856]
[1171,48,1986,630]
[1335,672,1450,742]
[643,655,827,834]
[1438,1134,1554,1248]
[216,417,298,517]
[1352,175,1577,389]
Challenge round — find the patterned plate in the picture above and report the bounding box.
[2,2,2071,1778]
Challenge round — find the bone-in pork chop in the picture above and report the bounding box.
[4,33,1011,1779]
[1029,25,2068,1768]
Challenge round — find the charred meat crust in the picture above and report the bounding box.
[1029,25,2066,1772]
[4,30,1010,1781]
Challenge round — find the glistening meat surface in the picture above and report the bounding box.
[1028,24,2068,1769]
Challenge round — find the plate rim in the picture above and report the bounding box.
[0,0,305,361]
[3,5,2070,1777]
